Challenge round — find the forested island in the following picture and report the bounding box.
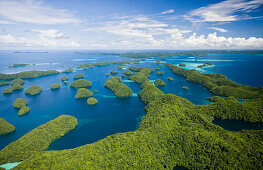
[0,70,59,80]
[0,118,15,135]
[104,76,133,97]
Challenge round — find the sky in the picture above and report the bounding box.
[0,0,263,50]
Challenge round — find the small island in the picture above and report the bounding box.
[110,70,118,74]
[11,78,25,85]
[168,77,174,81]
[61,76,68,81]
[179,63,186,67]
[182,86,189,90]
[197,62,213,68]
[73,74,84,79]
[0,82,10,87]
[25,85,42,95]
[155,68,160,70]
[87,97,98,105]
[156,71,164,75]
[75,88,93,99]
[123,70,134,75]
[3,88,13,94]
[10,84,24,91]
[13,98,27,108]
[154,79,165,86]
[121,74,127,78]
[9,64,30,68]
[93,89,98,93]
[51,84,61,90]
[155,60,161,63]
[106,73,110,76]
[104,76,133,97]
[70,79,92,88]
[62,68,73,73]
[116,65,123,69]
[0,70,59,80]
[0,118,15,135]
[18,106,30,116]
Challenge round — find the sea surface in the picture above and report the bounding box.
[0,51,262,151]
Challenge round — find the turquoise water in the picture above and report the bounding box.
[0,51,262,151]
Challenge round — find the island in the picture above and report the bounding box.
[104,76,133,97]
[156,71,163,75]
[155,68,160,70]
[50,84,61,90]
[168,77,173,81]
[129,67,154,83]
[87,97,98,105]
[154,79,165,86]
[121,74,127,78]
[110,70,118,74]
[25,85,42,95]
[13,98,27,108]
[116,65,123,69]
[0,115,78,165]
[179,63,186,67]
[0,118,15,135]
[10,84,23,91]
[155,60,161,63]
[106,73,110,76]
[61,76,68,81]
[11,78,25,85]
[182,86,189,90]
[0,70,59,80]
[0,82,10,87]
[123,70,134,75]
[75,88,93,99]
[3,88,12,94]
[93,90,98,93]
[62,68,73,73]
[197,62,213,68]
[73,74,84,79]
[18,106,30,116]
[70,79,92,88]
[9,64,30,68]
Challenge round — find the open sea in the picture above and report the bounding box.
[0,50,263,151]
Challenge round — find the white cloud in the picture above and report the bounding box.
[0,0,81,25]
[209,27,228,33]
[0,32,80,48]
[0,20,16,24]
[186,0,263,22]
[30,29,70,39]
[161,9,175,15]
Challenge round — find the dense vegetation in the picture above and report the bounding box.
[110,70,118,74]
[0,65,261,169]
[25,85,42,95]
[104,76,133,97]
[70,79,92,88]
[3,88,12,94]
[76,60,140,70]
[61,76,68,81]
[62,68,73,73]
[168,77,173,81]
[116,65,123,69]
[13,98,27,108]
[0,115,78,164]
[179,63,186,67]
[11,78,24,85]
[156,60,161,63]
[73,74,84,79]
[10,84,24,91]
[0,70,59,80]
[123,70,134,75]
[156,71,164,75]
[87,97,98,105]
[154,79,165,86]
[197,62,212,68]
[0,118,15,135]
[129,67,154,83]
[50,84,61,90]
[182,86,189,90]
[120,50,263,58]
[93,89,98,93]
[165,63,263,99]
[9,64,29,68]
[0,82,10,86]
[75,88,93,99]
[18,106,30,116]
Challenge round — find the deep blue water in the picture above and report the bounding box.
[0,51,262,151]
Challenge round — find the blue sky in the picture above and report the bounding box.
[0,0,263,50]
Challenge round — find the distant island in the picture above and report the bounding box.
[13,51,48,53]
[9,64,30,68]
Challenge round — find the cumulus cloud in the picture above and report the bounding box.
[83,16,263,49]
[0,31,80,48]
[185,0,263,22]
[0,0,81,25]
[30,29,70,39]
[161,9,175,15]
[209,27,228,33]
